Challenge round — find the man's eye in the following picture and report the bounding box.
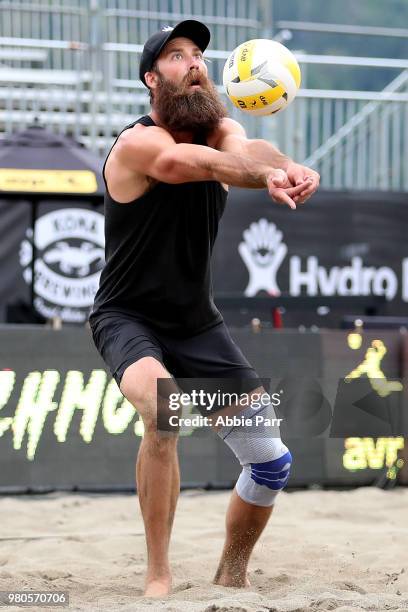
[172,53,183,60]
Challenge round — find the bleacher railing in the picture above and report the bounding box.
[1,0,407,191]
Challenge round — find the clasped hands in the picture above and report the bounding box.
[266,162,320,210]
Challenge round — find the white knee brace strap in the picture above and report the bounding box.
[217,403,292,507]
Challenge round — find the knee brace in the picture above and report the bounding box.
[217,403,292,507]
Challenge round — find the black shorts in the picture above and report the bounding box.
[89,312,259,389]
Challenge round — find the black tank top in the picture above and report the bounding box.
[90,115,228,336]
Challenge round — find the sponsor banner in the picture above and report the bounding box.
[213,188,408,314]
[0,327,405,490]
[0,201,104,323]
[0,189,407,325]
[0,169,98,193]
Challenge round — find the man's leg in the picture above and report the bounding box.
[120,356,180,597]
[213,490,273,587]
[212,397,291,587]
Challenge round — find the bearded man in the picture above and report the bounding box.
[89,20,319,598]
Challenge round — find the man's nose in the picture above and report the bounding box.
[189,57,201,71]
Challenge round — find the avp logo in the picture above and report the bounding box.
[19,208,105,323]
[238,218,287,296]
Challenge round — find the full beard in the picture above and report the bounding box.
[153,69,227,134]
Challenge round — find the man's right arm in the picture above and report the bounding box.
[115,126,306,209]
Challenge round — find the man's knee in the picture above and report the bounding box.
[119,357,180,432]
[217,402,292,507]
[120,356,165,406]
[236,445,292,507]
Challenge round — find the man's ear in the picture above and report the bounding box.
[145,71,159,90]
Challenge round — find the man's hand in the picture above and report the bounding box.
[286,162,320,204]
[266,169,313,210]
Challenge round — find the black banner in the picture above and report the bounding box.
[0,189,407,326]
[0,201,104,324]
[0,327,405,491]
[212,188,408,325]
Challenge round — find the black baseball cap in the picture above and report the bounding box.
[139,20,211,87]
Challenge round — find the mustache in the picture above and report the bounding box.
[166,69,212,95]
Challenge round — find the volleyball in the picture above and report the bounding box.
[223,39,301,116]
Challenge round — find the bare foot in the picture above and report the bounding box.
[213,572,251,588]
[144,575,172,597]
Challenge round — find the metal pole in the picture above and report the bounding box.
[89,0,100,153]
[259,0,274,39]
[276,20,408,39]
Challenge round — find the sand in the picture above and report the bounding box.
[0,487,407,611]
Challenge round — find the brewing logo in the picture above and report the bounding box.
[19,208,105,322]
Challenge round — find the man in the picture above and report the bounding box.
[89,20,319,598]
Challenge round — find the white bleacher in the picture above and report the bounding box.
[0,1,407,191]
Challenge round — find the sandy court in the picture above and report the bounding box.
[0,487,407,612]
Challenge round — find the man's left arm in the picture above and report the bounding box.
[213,118,320,204]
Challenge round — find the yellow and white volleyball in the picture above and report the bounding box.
[223,39,301,116]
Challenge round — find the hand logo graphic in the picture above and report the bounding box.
[238,219,287,296]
